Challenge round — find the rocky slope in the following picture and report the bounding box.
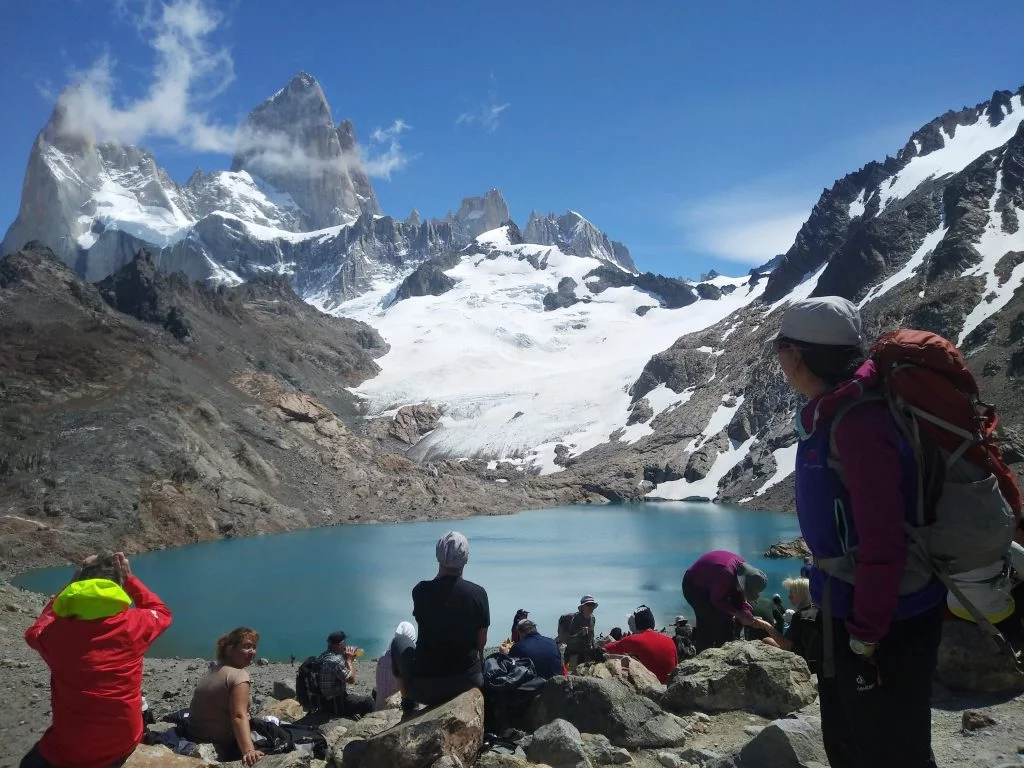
[549,86,1024,509]
[0,245,605,570]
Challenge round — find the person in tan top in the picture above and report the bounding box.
[188,627,262,766]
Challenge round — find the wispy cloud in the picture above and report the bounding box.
[53,0,413,180]
[363,119,413,179]
[455,75,510,133]
[676,189,813,265]
[58,0,237,152]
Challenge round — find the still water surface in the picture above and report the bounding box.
[16,503,800,660]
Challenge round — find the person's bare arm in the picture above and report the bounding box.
[229,681,262,766]
[477,627,488,665]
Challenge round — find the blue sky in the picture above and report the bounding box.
[2,0,1023,278]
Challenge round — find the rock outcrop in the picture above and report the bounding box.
[359,688,485,768]
[526,676,690,750]
[763,538,811,559]
[663,642,816,717]
[936,620,1024,695]
[738,716,827,768]
[524,211,636,272]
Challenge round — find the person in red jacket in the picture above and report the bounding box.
[603,605,679,683]
[21,552,172,768]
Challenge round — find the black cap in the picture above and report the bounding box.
[327,631,347,645]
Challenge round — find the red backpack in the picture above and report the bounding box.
[870,329,1022,525]
[823,330,1020,650]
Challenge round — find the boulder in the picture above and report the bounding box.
[360,688,485,768]
[684,433,729,482]
[324,709,403,765]
[273,679,298,700]
[627,398,654,426]
[737,716,827,768]
[580,733,632,765]
[936,619,1024,694]
[961,709,997,732]
[576,658,661,697]
[763,538,811,559]
[526,675,689,750]
[663,642,815,717]
[123,745,207,768]
[526,719,591,768]
[257,697,306,722]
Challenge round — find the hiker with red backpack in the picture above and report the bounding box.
[775,296,1019,768]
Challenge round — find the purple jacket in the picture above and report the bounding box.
[684,550,753,620]
[796,360,944,642]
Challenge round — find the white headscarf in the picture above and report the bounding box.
[394,621,417,643]
[436,531,470,569]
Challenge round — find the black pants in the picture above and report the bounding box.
[20,743,128,768]
[819,603,943,768]
[682,573,737,653]
[390,634,483,707]
[321,692,375,718]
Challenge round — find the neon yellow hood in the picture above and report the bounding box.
[53,578,131,620]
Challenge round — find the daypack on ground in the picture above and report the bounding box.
[482,652,547,732]
[294,655,321,710]
[823,329,1020,644]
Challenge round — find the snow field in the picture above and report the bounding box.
[336,228,766,473]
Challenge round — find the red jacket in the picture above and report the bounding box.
[603,629,679,683]
[25,576,172,768]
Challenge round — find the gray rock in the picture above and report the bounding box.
[359,688,484,768]
[524,211,635,271]
[656,752,685,768]
[392,262,457,303]
[679,747,722,767]
[663,642,815,717]
[936,620,1024,695]
[627,399,654,426]
[273,679,297,700]
[526,719,591,768]
[738,716,827,768]
[449,189,510,241]
[581,733,632,765]
[684,432,730,482]
[527,675,689,750]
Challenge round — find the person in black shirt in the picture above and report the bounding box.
[390,531,490,707]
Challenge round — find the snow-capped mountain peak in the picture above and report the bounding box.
[524,209,637,272]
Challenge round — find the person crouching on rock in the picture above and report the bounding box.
[775,297,946,768]
[315,631,374,717]
[509,618,563,678]
[682,550,765,652]
[564,595,599,671]
[603,605,678,683]
[390,531,490,709]
[21,553,172,768]
[187,627,263,766]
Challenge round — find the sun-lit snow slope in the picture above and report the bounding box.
[336,227,765,473]
[876,95,1024,213]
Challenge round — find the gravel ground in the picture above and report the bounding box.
[4,577,1024,767]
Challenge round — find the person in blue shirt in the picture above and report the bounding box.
[508,619,563,678]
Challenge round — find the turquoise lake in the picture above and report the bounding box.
[15,502,800,661]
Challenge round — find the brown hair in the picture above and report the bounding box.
[215,627,259,662]
[78,555,123,586]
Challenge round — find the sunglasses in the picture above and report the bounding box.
[770,337,805,353]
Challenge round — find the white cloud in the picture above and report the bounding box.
[676,190,813,265]
[456,102,510,133]
[53,0,414,180]
[58,0,238,152]
[456,75,510,133]
[363,119,413,179]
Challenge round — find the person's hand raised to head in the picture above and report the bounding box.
[113,552,133,582]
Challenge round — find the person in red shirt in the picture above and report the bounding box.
[21,552,172,768]
[603,605,678,683]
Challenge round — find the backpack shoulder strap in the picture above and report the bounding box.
[827,391,887,484]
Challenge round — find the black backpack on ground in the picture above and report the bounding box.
[295,655,322,711]
[250,719,327,759]
[482,653,547,733]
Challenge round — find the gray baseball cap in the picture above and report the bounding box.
[778,296,864,349]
